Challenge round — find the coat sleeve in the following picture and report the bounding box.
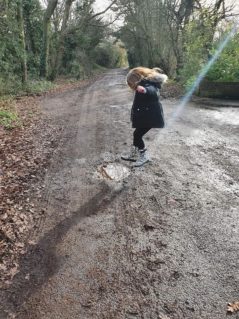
[145,85,159,96]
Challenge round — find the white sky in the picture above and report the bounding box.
[93,0,110,11]
[94,0,239,11]
[40,0,239,19]
[93,0,239,24]
[93,0,123,27]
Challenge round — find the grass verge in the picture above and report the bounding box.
[0,99,20,129]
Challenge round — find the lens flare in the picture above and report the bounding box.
[165,23,238,128]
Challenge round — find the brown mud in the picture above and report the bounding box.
[1,69,239,319]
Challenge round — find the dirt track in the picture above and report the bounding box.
[1,69,239,319]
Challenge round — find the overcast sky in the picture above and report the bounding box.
[93,0,123,27]
[93,0,239,12]
[93,0,110,11]
[93,0,239,23]
[40,0,238,19]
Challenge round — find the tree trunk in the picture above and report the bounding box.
[17,0,28,84]
[175,0,196,78]
[40,0,58,78]
[50,0,75,80]
[23,0,37,55]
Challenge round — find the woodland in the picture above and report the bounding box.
[0,0,239,97]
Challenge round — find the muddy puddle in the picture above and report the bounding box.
[97,163,131,181]
[212,110,239,125]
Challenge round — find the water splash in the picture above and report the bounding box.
[165,23,239,128]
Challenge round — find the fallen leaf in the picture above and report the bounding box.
[227,301,239,313]
[9,265,19,278]
[28,240,37,245]
[25,274,30,280]
[0,263,7,271]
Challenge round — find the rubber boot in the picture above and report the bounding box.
[134,149,150,167]
[121,145,138,162]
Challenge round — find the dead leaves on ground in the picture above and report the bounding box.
[0,96,59,288]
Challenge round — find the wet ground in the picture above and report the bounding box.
[1,69,239,319]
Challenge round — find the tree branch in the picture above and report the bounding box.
[88,14,122,28]
[87,0,117,21]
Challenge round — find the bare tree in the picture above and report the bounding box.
[51,0,76,79]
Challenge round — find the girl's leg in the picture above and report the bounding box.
[121,128,151,163]
[133,128,151,150]
[133,128,151,167]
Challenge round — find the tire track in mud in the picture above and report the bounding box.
[1,72,124,318]
[2,182,124,317]
[2,69,136,319]
[33,76,112,234]
[111,187,169,318]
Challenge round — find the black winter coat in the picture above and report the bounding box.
[131,79,165,128]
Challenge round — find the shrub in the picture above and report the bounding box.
[181,21,239,85]
[179,20,211,85]
[206,32,239,82]
[0,77,22,96]
[24,80,56,94]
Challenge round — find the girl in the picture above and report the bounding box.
[121,67,168,167]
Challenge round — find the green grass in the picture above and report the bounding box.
[24,80,56,95]
[0,108,19,129]
[0,77,57,97]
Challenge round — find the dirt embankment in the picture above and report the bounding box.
[1,69,239,319]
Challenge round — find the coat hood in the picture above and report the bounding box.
[145,73,168,84]
[126,66,168,90]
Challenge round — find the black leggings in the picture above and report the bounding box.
[133,128,151,150]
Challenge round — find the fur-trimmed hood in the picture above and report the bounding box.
[126,66,168,90]
[145,73,168,84]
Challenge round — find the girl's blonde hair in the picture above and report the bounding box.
[126,66,168,90]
